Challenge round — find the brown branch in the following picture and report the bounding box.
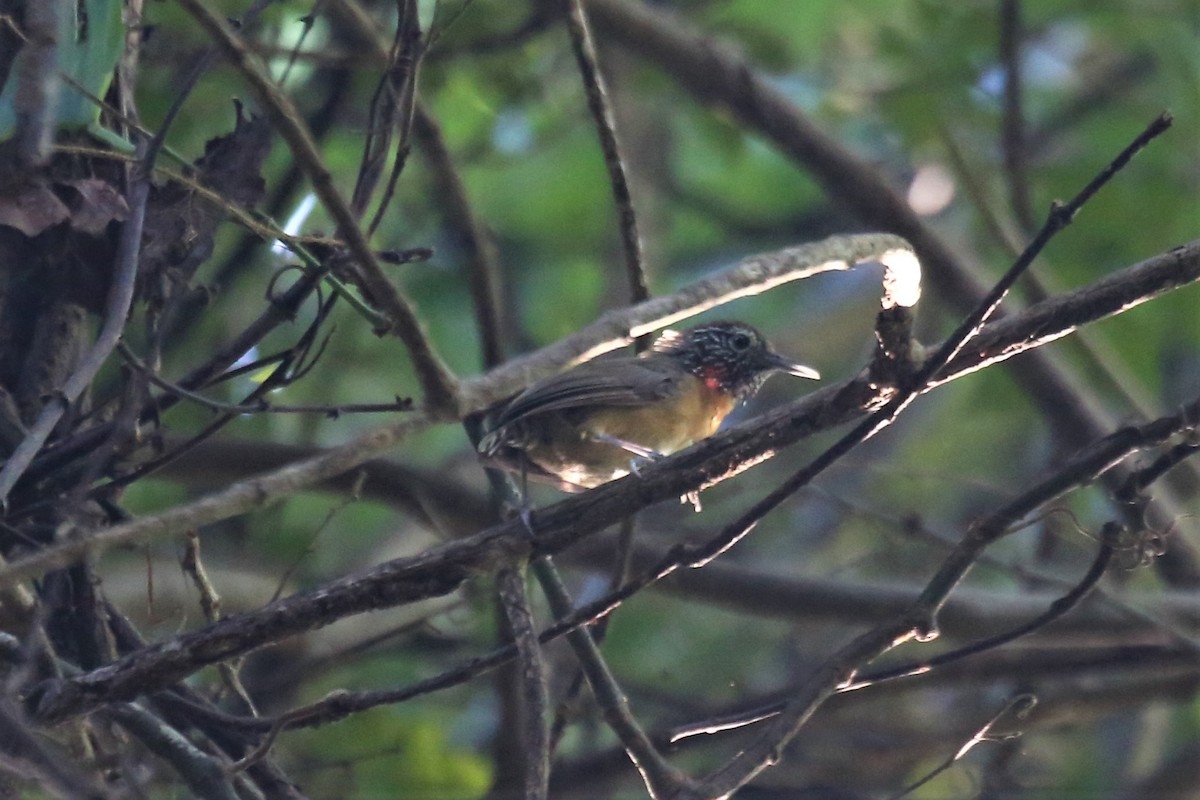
[2,413,435,588]
[1,236,1194,591]
[999,0,1034,232]
[458,232,913,411]
[579,0,1200,585]
[931,239,1200,386]
[411,104,506,369]
[495,563,550,799]
[153,434,491,535]
[20,243,1199,725]
[563,0,649,307]
[532,556,690,796]
[681,395,1199,799]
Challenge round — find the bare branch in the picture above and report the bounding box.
[533,556,691,797]
[459,232,914,410]
[0,237,1194,598]
[495,563,550,799]
[412,104,506,369]
[999,0,1034,232]
[563,0,649,307]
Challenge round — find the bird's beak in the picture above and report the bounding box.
[767,352,820,380]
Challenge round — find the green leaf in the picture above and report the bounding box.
[0,0,125,139]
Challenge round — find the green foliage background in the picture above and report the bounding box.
[31,0,1200,797]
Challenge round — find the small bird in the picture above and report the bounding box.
[477,321,819,492]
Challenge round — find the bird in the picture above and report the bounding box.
[476,321,819,493]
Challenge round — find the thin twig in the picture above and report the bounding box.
[1,236,1196,598]
[106,702,240,800]
[90,299,341,495]
[358,0,423,235]
[563,0,649,307]
[118,340,412,417]
[886,695,1036,800]
[180,532,258,716]
[843,522,1119,692]
[555,6,655,762]
[175,0,459,411]
[412,104,506,369]
[2,412,434,591]
[675,113,1176,800]
[532,556,691,796]
[1000,0,1034,232]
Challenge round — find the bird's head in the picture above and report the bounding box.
[652,321,820,400]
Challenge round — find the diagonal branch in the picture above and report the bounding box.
[685,394,1200,799]
[579,0,1200,584]
[563,0,649,306]
[19,241,1199,725]
[0,231,910,586]
[459,232,913,410]
[2,239,1195,593]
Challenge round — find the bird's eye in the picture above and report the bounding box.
[730,332,753,350]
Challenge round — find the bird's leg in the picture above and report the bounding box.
[588,432,661,460]
[588,432,664,479]
[517,461,534,533]
[493,461,537,534]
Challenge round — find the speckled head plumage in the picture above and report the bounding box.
[650,321,819,400]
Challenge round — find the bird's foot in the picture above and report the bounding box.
[496,469,539,537]
[519,505,535,535]
[498,497,536,535]
[680,490,702,513]
[629,454,659,478]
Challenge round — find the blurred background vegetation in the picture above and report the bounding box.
[2,0,1199,797]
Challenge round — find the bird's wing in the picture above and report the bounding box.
[494,357,682,425]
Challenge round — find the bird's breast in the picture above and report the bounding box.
[585,374,736,454]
